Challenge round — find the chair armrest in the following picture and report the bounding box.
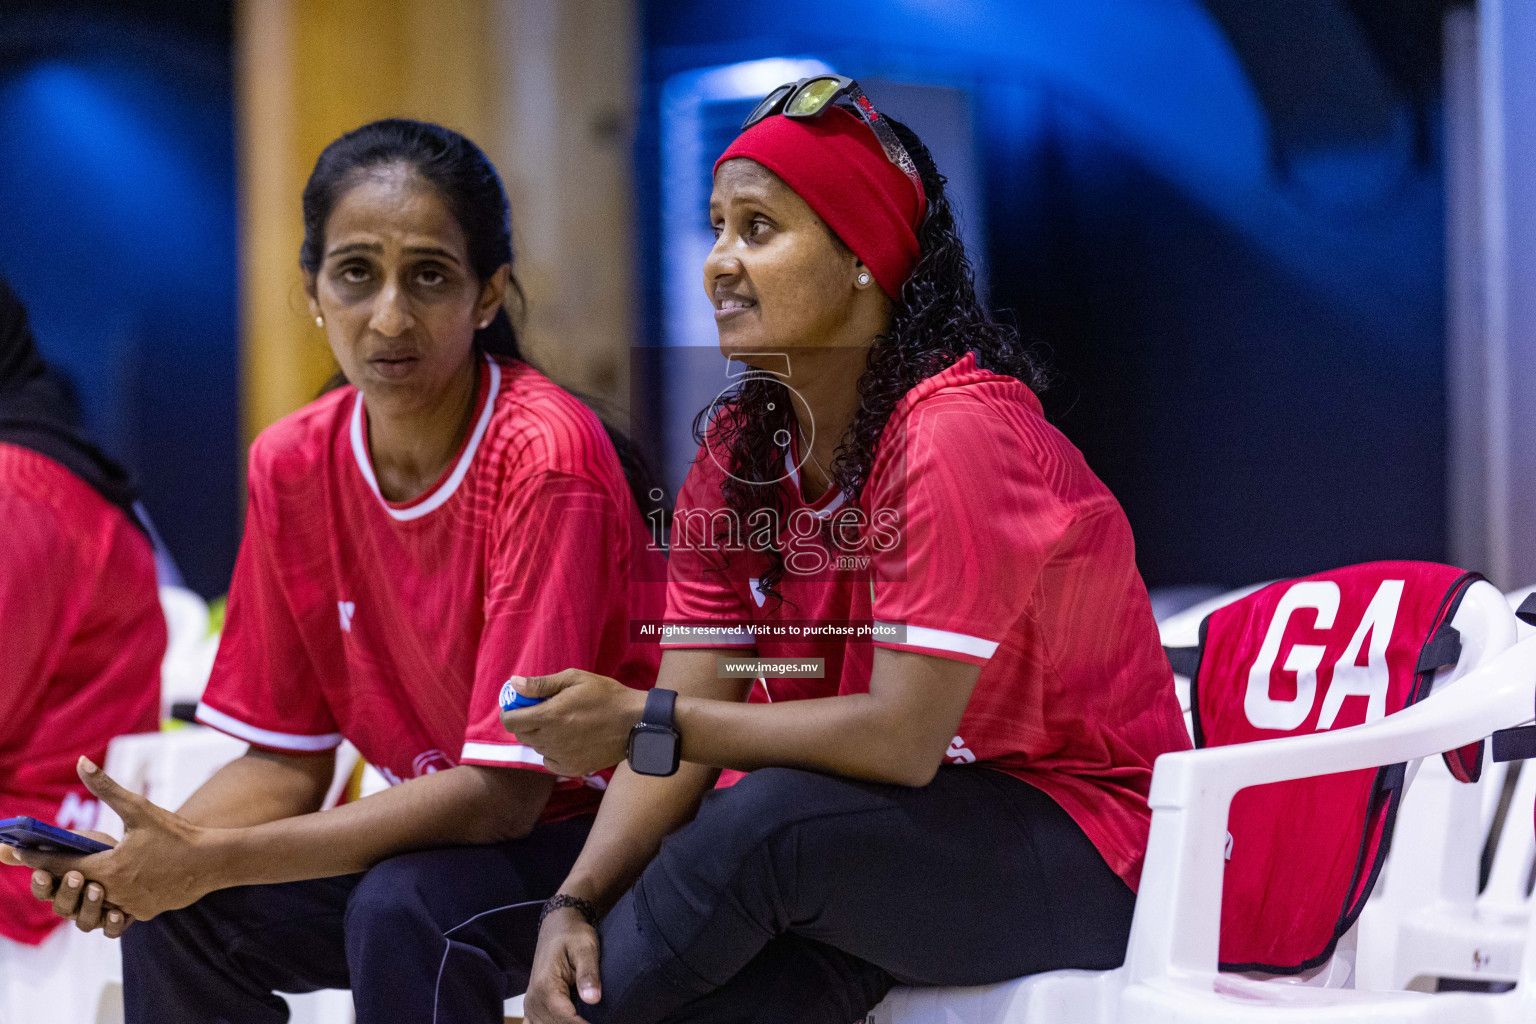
[1124,636,1536,983]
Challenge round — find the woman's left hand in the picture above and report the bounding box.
[499,670,648,777]
[10,757,217,922]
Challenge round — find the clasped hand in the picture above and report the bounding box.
[498,669,647,777]
[0,756,213,937]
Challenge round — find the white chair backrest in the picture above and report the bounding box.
[159,584,209,656]
[1472,586,1536,834]
[1157,582,1269,732]
[158,584,221,711]
[1155,582,1270,649]
[1482,759,1512,841]
[1507,584,1536,643]
[1477,586,1536,835]
[1439,580,1521,692]
[1127,579,1524,987]
[1482,587,1536,911]
[1384,579,1514,876]
[1482,761,1536,912]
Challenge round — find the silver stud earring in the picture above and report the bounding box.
[857,272,871,286]
[479,319,491,330]
[314,315,324,328]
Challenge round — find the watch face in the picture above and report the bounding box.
[629,727,677,776]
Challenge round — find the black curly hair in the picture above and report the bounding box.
[694,114,1048,601]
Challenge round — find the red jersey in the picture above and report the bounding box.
[664,354,1189,888]
[0,443,163,943]
[197,355,663,823]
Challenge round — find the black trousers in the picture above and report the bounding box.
[121,816,592,1024]
[584,767,1136,1024]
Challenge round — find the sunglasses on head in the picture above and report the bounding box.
[740,76,925,214]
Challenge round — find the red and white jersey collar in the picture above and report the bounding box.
[349,353,501,521]
[781,430,848,519]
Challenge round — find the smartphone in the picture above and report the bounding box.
[0,816,112,855]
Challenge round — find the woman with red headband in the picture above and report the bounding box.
[506,78,1190,1024]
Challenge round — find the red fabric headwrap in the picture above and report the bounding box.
[714,108,926,299]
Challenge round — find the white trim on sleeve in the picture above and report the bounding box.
[659,627,757,646]
[460,741,545,766]
[874,621,999,660]
[462,744,612,792]
[194,703,344,752]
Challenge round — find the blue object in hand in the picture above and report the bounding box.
[0,817,112,854]
[500,680,544,711]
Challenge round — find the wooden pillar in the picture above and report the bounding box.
[236,0,635,444]
[486,0,637,408]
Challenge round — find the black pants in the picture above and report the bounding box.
[585,767,1136,1024]
[121,816,592,1024]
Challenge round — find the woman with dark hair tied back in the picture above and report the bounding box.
[499,81,1191,1023]
[13,118,664,1023]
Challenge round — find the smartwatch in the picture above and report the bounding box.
[628,688,680,777]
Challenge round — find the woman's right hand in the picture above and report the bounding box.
[13,758,219,922]
[524,905,603,1024]
[0,831,133,938]
[30,865,133,938]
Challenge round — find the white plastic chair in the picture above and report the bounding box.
[872,579,1533,1023]
[6,584,492,1023]
[1480,759,1536,922]
[0,925,124,1024]
[3,729,361,1024]
[1148,586,1229,623]
[157,586,220,717]
[1353,585,1536,992]
[1155,583,1268,738]
[62,731,361,1024]
[1,589,223,1024]
[93,733,514,1023]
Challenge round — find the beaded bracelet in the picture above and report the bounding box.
[539,893,601,930]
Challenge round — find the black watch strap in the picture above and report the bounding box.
[642,687,678,728]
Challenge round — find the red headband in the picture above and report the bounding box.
[714,108,926,299]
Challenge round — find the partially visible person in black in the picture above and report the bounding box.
[0,276,145,534]
[0,276,164,955]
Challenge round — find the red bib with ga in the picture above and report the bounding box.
[1179,561,1483,973]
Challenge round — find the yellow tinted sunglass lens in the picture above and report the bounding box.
[786,78,842,116]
